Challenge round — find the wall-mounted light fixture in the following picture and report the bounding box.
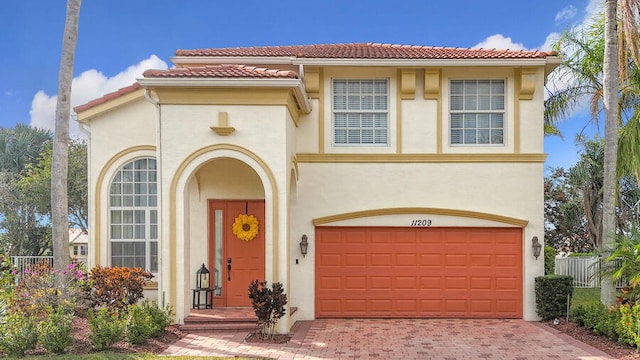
[300,234,309,257]
[532,236,542,260]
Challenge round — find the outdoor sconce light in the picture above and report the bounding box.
[300,234,309,258]
[532,236,542,260]
[196,263,210,289]
[192,264,213,309]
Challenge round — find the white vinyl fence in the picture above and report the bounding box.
[10,256,53,284]
[555,256,625,288]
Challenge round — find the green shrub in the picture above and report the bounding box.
[617,304,640,346]
[87,307,125,351]
[544,245,556,275]
[581,302,607,330]
[593,306,621,339]
[141,300,173,337]
[570,304,588,326]
[0,311,38,357]
[535,275,573,320]
[125,303,155,345]
[38,307,74,354]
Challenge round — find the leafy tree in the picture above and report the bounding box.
[544,138,640,255]
[0,125,53,256]
[570,138,605,250]
[21,140,88,232]
[544,167,591,254]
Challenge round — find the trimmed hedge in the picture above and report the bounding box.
[535,275,573,320]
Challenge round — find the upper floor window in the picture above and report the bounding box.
[450,79,505,145]
[109,158,158,273]
[333,79,388,145]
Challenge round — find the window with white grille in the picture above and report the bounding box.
[450,79,505,145]
[333,79,388,145]
[109,158,158,273]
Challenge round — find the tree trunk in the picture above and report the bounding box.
[52,0,81,272]
[601,0,620,306]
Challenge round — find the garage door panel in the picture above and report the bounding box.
[395,253,417,266]
[395,276,418,289]
[316,227,522,318]
[344,254,367,267]
[318,276,341,290]
[344,276,367,290]
[421,276,442,289]
[370,253,392,266]
[371,276,392,289]
[420,254,443,266]
[470,277,492,289]
[495,254,518,266]
[496,277,518,289]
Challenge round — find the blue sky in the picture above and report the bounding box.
[0,0,603,170]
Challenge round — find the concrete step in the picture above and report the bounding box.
[179,321,259,333]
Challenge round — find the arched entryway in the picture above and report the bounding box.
[189,157,266,308]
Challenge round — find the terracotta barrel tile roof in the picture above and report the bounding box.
[175,43,556,59]
[73,82,141,112]
[143,65,299,79]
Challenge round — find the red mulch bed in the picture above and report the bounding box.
[550,318,640,359]
[244,331,291,344]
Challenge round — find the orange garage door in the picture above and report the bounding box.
[315,227,522,318]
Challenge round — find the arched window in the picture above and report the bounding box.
[109,158,157,273]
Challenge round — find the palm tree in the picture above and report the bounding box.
[52,0,82,272]
[601,0,621,306]
[545,0,640,305]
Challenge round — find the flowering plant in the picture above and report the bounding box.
[232,214,259,241]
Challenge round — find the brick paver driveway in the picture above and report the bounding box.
[163,318,615,359]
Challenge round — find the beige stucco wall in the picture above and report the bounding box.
[290,161,544,320]
[157,104,293,326]
[83,61,549,327]
[85,97,157,270]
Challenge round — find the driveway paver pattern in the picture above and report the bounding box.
[162,319,615,359]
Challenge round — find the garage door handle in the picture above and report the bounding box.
[227,257,232,281]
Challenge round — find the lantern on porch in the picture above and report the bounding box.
[192,264,213,309]
[196,264,210,289]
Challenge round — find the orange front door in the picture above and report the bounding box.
[208,200,265,307]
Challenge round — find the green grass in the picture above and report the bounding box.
[571,287,602,308]
[21,355,257,360]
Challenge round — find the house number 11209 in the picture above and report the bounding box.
[410,219,432,227]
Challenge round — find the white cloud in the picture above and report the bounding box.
[555,5,578,23]
[472,34,527,51]
[29,55,168,139]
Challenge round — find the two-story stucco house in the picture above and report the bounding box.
[74,43,560,332]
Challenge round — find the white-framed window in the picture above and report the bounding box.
[450,79,505,145]
[333,79,388,145]
[80,245,88,256]
[109,158,158,273]
[73,246,78,256]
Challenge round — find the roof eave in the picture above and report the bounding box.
[137,77,312,114]
[171,56,556,68]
